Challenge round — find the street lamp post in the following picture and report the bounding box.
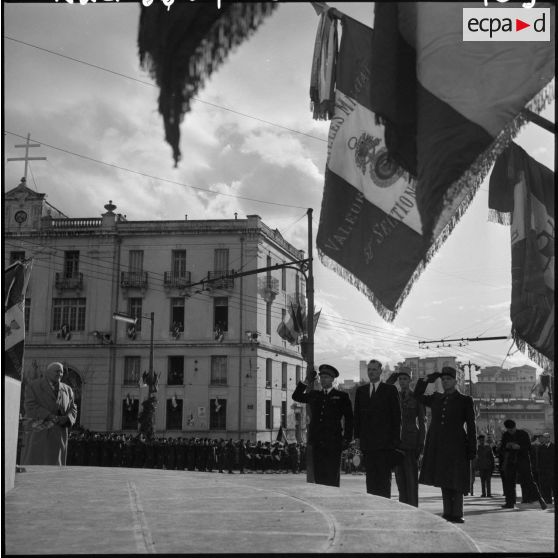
[113,311,157,438]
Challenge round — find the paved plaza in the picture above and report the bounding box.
[4,466,554,554]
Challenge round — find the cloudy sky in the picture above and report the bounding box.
[4,1,554,382]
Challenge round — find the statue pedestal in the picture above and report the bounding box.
[4,377,22,492]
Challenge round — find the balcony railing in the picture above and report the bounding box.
[120,271,148,289]
[55,272,83,290]
[207,270,234,290]
[164,271,192,289]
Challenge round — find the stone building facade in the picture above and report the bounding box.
[5,180,309,442]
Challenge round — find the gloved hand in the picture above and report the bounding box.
[304,365,317,385]
[385,372,399,385]
[426,372,441,383]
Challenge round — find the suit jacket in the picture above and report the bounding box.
[354,382,401,452]
[292,383,353,450]
[21,377,77,465]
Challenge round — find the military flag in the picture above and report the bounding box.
[370,2,554,244]
[138,2,278,165]
[489,142,554,368]
[316,14,436,320]
[4,259,32,380]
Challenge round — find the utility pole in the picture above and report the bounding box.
[305,208,315,483]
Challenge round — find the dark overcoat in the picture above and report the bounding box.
[353,382,401,451]
[21,377,77,466]
[414,379,477,493]
[292,383,353,451]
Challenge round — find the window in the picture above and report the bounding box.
[281,401,287,428]
[128,298,142,332]
[214,297,228,332]
[9,251,25,264]
[124,356,141,385]
[266,359,272,388]
[166,398,183,430]
[129,250,144,272]
[282,362,288,390]
[211,356,227,385]
[64,251,79,278]
[210,398,227,430]
[295,365,301,384]
[281,265,286,291]
[265,399,271,429]
[171,250,187,276]
[266,301,271,335]
[121,397,139,430]
[214,248,229,273]
[52,298,86,331]
[168,356,184,385]
[25,298,31,332]
[170,298,185,331]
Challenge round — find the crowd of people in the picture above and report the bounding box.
[20,360,553,524]
[66,430,307,474]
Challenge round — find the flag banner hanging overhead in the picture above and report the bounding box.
[370,2,555,244]
[489,142,554,368]
[4,259,32,380]
[316,15,441,321]
[138,2,278,166]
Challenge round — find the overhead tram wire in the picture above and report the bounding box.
[4,132,307,211]
[3,36,327,145]
[7,236,497,350]
[7,234,509,350]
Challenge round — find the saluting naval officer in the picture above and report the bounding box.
[292,364,353,487]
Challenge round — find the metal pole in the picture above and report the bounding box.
[306,208,315,483]
[149,312,154,394]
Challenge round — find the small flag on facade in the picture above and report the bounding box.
[4,259,32,380]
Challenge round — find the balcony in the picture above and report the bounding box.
[258,276,279,302]
[120,271,148,290]
[164,271,192,290]
[55,272,83,292]
[207,271,234,290]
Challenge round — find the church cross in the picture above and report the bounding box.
[7,133,47,181]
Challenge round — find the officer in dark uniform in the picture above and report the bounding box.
[292,364,353,487]
[386,367,425,507]
[414,367,477,523]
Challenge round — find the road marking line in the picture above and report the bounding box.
[127,481,156,553]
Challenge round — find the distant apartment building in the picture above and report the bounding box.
[5,179,309,442]
[474,365,537,399]
[473,364,553,440]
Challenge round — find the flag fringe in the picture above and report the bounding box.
[512,328,553,370]
[432,79,555,241]
[318,249,397,322]
[488,208,512,226]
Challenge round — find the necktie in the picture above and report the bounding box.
[323,389,327,396]
[372,383,376,396]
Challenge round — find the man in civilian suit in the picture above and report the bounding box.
[21,362,77,465]
[292,364,353,487]
[354,359,401,498]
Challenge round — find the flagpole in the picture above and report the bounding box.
[305,208,316,483]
